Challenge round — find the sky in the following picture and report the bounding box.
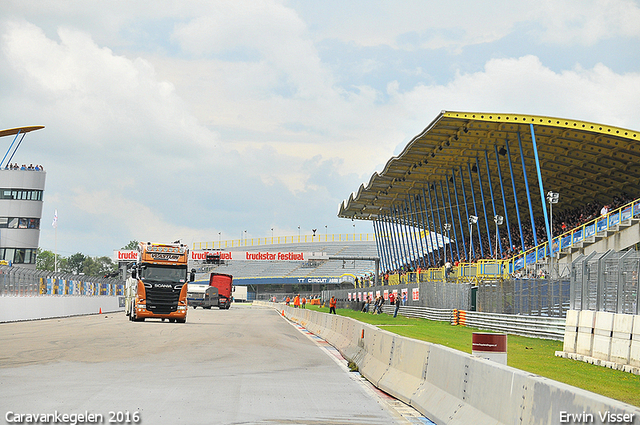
[1,0,639,258]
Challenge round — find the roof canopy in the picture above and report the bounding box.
[0,126,44,138]
[339,111,639,221]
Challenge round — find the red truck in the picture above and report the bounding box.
[209,272,233,309]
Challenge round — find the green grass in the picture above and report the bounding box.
[306,305,640,407]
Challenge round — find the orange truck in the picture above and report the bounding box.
[129,242,194,323]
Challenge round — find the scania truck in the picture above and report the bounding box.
[129,242,194,323]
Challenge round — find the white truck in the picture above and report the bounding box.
[232,285,248,302]
[187,283,218,309]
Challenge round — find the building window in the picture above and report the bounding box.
[0,217,40,229]
[0,248,37,264]
[0,189,43,201]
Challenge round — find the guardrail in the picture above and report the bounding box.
[380,305,453,322]
[378,305,565,340]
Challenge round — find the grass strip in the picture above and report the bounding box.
[304,305,640,407]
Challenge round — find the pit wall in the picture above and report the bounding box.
[259,302,640,425]
[0,296,124,322]
[557,310,640,374]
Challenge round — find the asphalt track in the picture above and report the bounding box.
[0,304,428,425]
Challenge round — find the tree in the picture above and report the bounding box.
[122,240,139,250]
[36,248,56,271]
[64,252,86,274]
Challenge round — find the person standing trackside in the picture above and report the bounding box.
[393,293,401,318]
[329,296,337,314]
[301,296,306,309]
[293,294,300,308]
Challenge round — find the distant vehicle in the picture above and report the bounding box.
[187,283,218,309]
[232,285,247,302]
[129,242,194,323]
[210,273,233,309]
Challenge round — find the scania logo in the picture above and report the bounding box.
[155,283,172,288]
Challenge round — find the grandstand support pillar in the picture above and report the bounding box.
[475,156,493,255]
[445,178,461,261]
[494,144,513,250]
[505,139,525,252]
[466,163,484,258]
[530,124,553,263]
[484,150,502,255]
[457,167,471,260]
[517,131,539,246]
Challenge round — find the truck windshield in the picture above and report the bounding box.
[140,265,186,283]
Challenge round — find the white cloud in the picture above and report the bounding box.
[0,1,638,258]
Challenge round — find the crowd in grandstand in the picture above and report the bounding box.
[377,193,637,278]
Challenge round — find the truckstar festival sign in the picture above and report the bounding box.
[190,250,309,262]
[113,250,140,262]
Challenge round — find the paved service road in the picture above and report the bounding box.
[0,304,421,425]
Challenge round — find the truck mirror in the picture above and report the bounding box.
[190,269,196,282]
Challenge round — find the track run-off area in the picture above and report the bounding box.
[0,304,430,425]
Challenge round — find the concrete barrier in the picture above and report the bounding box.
[563,309,579,352]
[576,310,596,356]
[592,311,615,361]
[611,313,634,364]
[630,316,640,368]
[264,302,640,425]
[0,295,123,322]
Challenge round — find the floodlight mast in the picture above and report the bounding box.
[468,216,478,262]
[546,191,559,278]
[494,215,503,259]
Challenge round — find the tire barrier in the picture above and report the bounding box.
[258,302,640,425]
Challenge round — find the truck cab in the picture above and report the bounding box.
[130,242,193,323]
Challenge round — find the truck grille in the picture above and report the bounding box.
[145,285,182,314]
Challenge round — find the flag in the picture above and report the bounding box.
[52,209,58,228]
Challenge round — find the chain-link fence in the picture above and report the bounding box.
[0,266,125,296]
[570,250,640,314]
[477,278,570,317]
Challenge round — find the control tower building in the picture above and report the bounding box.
[0,126,46,268]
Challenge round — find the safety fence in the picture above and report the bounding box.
[324,280,471,311]
[477,277,571,317]
[571,250,640,315]
[0,266,125,297]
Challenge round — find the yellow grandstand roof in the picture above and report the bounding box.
[339,111,640,221]
[0,126,44,138]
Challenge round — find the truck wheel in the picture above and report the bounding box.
[177,318,186,323]
[169,319,175,323]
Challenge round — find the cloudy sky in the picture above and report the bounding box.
[1,0,639,258]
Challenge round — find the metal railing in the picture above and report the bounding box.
[193,233,376,250]
[0,266,125,297]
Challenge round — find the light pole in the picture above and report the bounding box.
[243,230,247,246]
[494,215,503,259]
[271,227,274,241]
[297,226,300,241]
[468,215,478,262]
[443,223,451,264]
[218,232,221,248]
[547,191,559,278]
[325,225,327,240]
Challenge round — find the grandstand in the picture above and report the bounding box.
[338,111,640,277]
